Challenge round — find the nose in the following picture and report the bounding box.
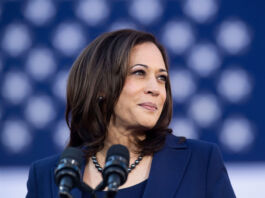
[144,76,160,96]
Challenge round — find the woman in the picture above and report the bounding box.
[26,29,236,198]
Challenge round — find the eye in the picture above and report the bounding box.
[132,69,146,76]
[158,75,167,82]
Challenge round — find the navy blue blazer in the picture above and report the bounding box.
[26,134,236,198]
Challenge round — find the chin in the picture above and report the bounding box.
[134,112,161,129]
[138,120,157,129]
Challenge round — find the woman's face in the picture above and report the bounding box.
[112,42,168,130]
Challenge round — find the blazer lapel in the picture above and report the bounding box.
[143,135,191,198]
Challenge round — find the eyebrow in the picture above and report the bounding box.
[130,64,168,73]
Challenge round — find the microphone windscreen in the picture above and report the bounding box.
[60,147,83,164]
[106,144,129,162]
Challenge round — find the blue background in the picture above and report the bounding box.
[0,0,264,166]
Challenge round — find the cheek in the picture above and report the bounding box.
[115,83,139,111]
[160,88,167,104]
[122,80,142,99]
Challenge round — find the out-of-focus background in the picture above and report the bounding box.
[0,0,265,197]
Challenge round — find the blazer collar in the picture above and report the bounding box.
[143,135,191,198]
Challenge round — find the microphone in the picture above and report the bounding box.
[54,147,83,198]
[102,144,129,195]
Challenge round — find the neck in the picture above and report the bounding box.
[98,121,145,161]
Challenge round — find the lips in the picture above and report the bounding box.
[138,102,158,111]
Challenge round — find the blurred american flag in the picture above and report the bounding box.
[0,0,265,197]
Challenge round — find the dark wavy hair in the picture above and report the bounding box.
[66,29,173,157]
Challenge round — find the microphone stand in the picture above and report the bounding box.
[93,180,118,198]
[77,181,97,198]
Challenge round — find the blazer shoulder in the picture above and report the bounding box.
[165,134,222,161]
[186,138,218,151]
[31,154,61,171]
[26,154,61,198]
[165,133,218,151]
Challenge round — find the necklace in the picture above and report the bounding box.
[91,154,143,173]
